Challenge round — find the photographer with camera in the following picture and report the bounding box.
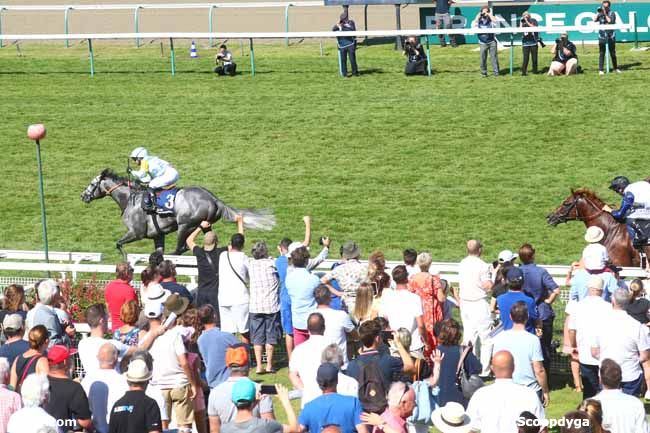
[594,1,620,74]
[332,11,359,77]
[435,0,457,48]
[472,6,499,78]
[403,36,427,75]
[520,11,544,75]
[214,44,236,76]
[547,32,578,76]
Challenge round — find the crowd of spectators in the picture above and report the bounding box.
[0,214,649,433]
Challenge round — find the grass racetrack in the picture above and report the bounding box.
[3,41,650,430]
[3,41,650,264]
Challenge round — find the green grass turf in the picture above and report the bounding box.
[3,40,650,428]
[2,41,650,265]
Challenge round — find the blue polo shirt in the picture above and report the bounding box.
[520,263,558,321]
[197,327,240,388]
[298,393,363,433]
[569,269,619,302]
[496,291,538,333]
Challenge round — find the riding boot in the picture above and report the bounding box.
[142,188,156,213]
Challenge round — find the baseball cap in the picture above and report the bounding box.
[287,242,305,256]
[225,345,249,367]
[2,313,23,331]
[497,250,518,263]
[144,301,164,319]
[316,362,339,386]
[506,266,524,284]
[231,378,257,404]
[47,345,77,364]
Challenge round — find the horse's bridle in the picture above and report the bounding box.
[555,195,605,223]
[86,176,122,199]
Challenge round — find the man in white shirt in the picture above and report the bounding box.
[591,288,650,397]
[321,343,359,398]
[568,275,612,399]
[150,294,198,433]
[314,285,355,365]
[218,233,250,343]
[380,265,428,355]
[466,351,545,433]
[289,312,332,408]
[594,359,649,433]
[492,301,549,407]
[458,239,494,376]
[77,303,160,376]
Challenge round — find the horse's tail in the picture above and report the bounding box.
[219,202,276,231]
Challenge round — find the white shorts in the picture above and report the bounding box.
[219,304,249,334]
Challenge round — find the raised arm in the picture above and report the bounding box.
[187,221,212,250]
[301,216,311,246]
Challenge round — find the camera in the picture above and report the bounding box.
[597,7,604,14]
[538,38,546,48]
[380,330,394,343]
[318,236,327,246]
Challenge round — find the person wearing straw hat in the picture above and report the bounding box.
[108,359,162,433]
[582,226,610,273]
[431,402,472,433]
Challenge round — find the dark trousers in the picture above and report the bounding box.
[540,317,554,376]
[215,63,236,76]
[405,59,427,75]
[522,44,538,74]
[580,363,601,399]
[598,38,618,71]
[339,44,358,76]
[621,373,644,396]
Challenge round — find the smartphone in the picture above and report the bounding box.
[380,330,394,341]
[260,384,278,395]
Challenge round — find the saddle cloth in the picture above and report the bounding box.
[155,188,178,215]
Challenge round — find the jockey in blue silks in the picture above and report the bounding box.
[129,147,180,213]
[607,176,650,244]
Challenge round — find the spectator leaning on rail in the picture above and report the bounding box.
[548,31,578,76]
[590,288,650,398]
[595,1,620,75]
[403,36,427,76]
[332,11,359,77]
[435,0,457,48]
[472,6,499,78]
[520,11,542,75]
[215,44,237,76]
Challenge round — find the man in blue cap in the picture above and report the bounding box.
[221,379,298,433]
[495,267,540,334]
[298,363,367,433]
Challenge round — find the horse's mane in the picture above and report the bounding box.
[100,168,143,190]
[573,188,606,206]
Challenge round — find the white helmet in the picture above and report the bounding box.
[130,147,148,159]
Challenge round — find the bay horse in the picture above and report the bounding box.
[81,169,275,257]
[547,188,646,267]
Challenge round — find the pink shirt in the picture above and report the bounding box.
[104,279,137,331]
[372,408,406,433]
[0,385,22,433]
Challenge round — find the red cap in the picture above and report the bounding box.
[47,345,77,364]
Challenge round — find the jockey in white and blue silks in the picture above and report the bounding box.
[129,147,179,212]
[608,176,650,244]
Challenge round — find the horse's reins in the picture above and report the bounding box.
[105,182,123,195]
[559,196,605,222]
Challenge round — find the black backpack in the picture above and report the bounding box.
[357,356,388,413]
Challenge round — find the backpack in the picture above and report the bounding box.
[357,356,388,413]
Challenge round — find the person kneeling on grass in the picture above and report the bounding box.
[403,36,428,76]
[547,32,578,76]
[215,45,236,76]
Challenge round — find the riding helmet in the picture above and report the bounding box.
[130,147,148,160]
[609,175,630,192]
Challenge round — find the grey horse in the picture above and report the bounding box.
[81,169,275,257]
